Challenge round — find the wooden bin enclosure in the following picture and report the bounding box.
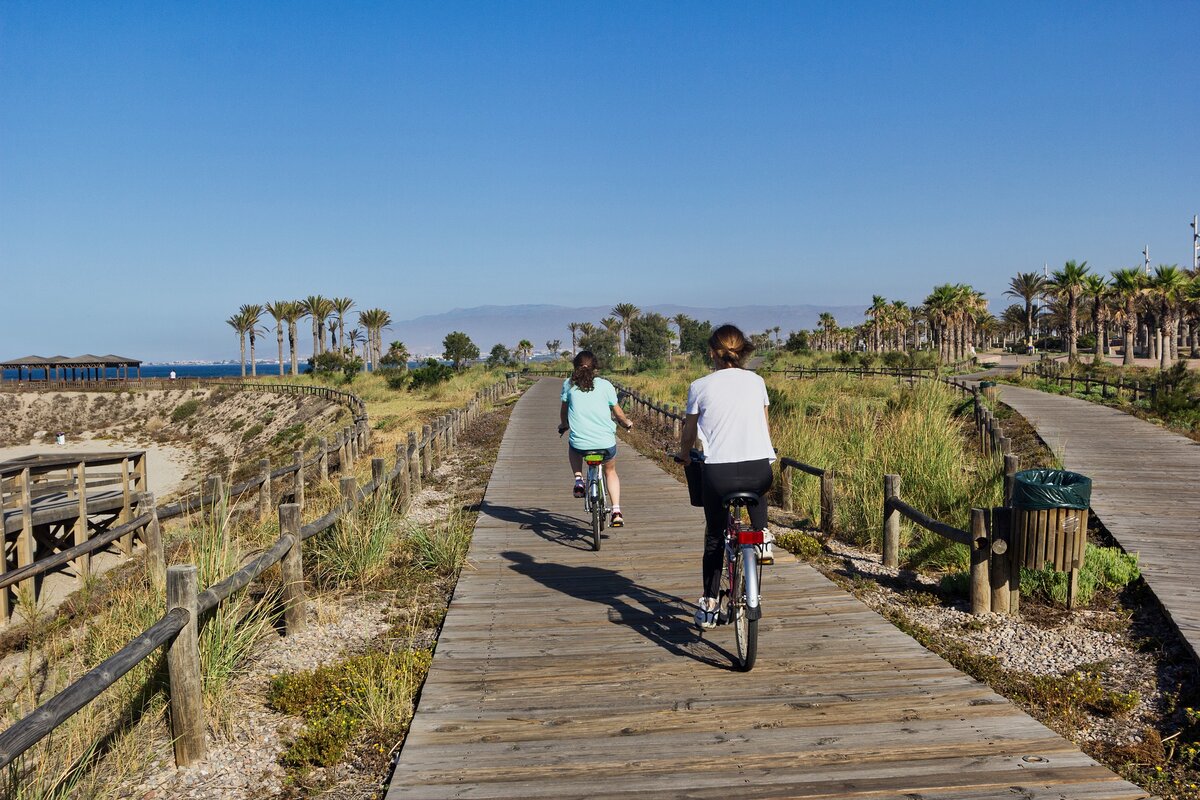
[1012,506,1088,572]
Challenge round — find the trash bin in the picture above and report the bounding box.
[1011,469,1091,572]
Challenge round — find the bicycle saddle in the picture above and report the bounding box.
[723,492,759,508]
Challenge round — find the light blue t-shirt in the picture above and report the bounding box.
[561,377,619,450]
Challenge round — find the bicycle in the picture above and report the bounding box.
[719,491,764,671]
[580,450,609,551]
[675,453,764,671]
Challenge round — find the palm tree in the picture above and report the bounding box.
[816,312,836,351]
[611,303,641,356]
[1047,261,1090,362]
[516,339,533,364]
[347,328,364,357]
[280,300,305,375]
[867,295,888,352]
[357,308,392,371]
[546,339,561,358]
[264,301,291,377]
[1110,268,1146,366]
[567,322,581,354]
[1004,272,1048,352]
[300,295,326,358]
[890,300,911,352]
[1150,265,1190,368]
[331,297,355,352]
[239,303,264,377]
[226,311,250,377]
[1081,274,1110,361]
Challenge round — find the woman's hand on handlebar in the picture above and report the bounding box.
[557,424,569,436]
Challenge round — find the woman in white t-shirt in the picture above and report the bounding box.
[676,324,775,630]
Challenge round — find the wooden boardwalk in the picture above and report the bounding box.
[386,378,1146,799]
[998,384,1200,660]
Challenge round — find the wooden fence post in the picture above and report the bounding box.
[144,493,166,589]
[258,459,272,520]
[969,508,991,615]
[371,458,386,492]
[166,564,206,767]
[393,443,410,508]
[293,449,305,512]
[988,508,1010,614]
[1003,454,1019,506]
[883,474,900,569]
[279,503,306,635]
[779,464,793,511]
[204,475,223,518]
[820,470,836,536]
[422,425,433,478]
[340,475,357,506]
[118,457,133,555]
[408,432,422,496]
[73,459,90,585]
[318,437,329,480]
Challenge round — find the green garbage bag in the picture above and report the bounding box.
[1012,469,1092,510]
[978,380,996,388]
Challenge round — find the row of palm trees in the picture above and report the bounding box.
[806,261,1200,367]
[1004,264,1200,367]
[225,297,394,377]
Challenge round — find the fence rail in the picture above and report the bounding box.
[0,374,519,774]
[1019,364,1161,403]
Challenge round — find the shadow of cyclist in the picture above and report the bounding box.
[480,500,598,551]
[501,550,736,669]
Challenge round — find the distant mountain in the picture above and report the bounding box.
[392,304,867,357]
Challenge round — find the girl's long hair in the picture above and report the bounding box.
[708,324,754,369]
[570,350,598,391]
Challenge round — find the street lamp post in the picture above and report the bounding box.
[1192,215,1199,271]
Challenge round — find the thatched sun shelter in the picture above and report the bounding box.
[0,354,142,382]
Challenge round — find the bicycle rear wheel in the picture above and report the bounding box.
[730,549,758,671]
[589,471,603,551]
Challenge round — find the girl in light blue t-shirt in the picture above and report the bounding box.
[557,351,634,526]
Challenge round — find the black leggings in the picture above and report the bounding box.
[700,459,773,598]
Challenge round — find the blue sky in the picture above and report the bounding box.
[2,2,1198,359]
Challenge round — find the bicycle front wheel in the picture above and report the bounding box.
[730,549,759,671]
[590,475,603,551]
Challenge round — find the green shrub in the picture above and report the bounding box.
[379,367,410,390]
[1020,545,1140,606]
[171,399,201,422]
[408,359,455,391]
[241,423,264,442]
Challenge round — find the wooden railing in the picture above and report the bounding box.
[1019,364,1160,403]
[0,376,518,773]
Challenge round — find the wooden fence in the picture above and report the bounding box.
[1019,363,1162,403]
[0,376,518,774]
[619,372,1029,616]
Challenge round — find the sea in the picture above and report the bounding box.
[1,362,426,381]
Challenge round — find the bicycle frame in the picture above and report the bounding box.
[583,456,607,512]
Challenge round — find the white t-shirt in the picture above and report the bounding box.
[686,368,776,464]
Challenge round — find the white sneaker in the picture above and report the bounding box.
[694,597,718,630]
[759,529,775,565]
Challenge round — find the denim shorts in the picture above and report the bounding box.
[570,444,617,462]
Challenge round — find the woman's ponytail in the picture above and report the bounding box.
[570,350,598,391]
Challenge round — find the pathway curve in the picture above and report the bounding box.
[386,378,1145,799]
[996,383,1200,659]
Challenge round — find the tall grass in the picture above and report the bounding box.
[406,510,472,576]
[771,376,1000,570]
[308,487,404,590]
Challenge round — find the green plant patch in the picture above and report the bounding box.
[1020,546,1140,607]
[268,648,433,768]
[270,422,305,446]
[241,423,265,442]
[775,530,821,560]
[171,399,201,422]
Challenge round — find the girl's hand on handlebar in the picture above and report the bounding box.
[557,424,569,436]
